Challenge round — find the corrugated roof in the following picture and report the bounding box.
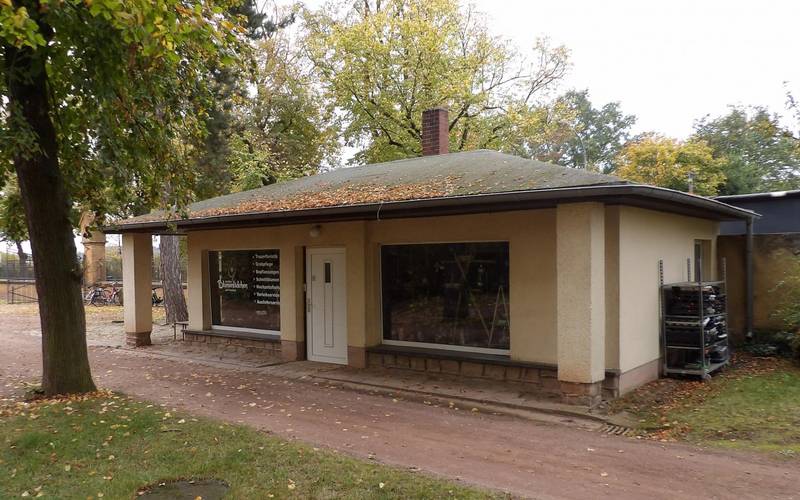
[121,150,626,225]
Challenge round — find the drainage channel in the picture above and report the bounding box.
[599,423,635,436]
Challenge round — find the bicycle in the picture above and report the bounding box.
[103,281,123,306]
[152,286,164,306]
[83,285,108,306]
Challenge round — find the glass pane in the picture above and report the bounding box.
[381,242,510,350]
[324,262,332,283]
[208,250,280,331]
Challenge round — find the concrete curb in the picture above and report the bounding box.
[311,374,608,430]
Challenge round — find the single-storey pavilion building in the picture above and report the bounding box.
[111,110,755,405]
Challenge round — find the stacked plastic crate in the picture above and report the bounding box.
[661,281,729,378]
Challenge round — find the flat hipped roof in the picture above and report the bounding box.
[715,189,800,201]
[108,150,757,234]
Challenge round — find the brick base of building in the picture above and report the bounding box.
[366,349,564,396]
[559,380,603,407]
[126,331,151,347]
[184,332,281,356]
[366,348,619,407]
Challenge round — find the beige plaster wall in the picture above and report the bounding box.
[182,205,718,375]
[185,209,559,365]
[604,206,621,371]
[556,203,606,383]
[365,209,558,365]
[616,207,719,372]
[186,221,368,347]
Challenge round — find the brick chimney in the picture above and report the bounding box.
[421,108,449,156]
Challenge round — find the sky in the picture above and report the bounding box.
[464,0,800,137]
[300,0,800,137]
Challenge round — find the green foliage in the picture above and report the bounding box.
[743,331,796,357]
[303,0,570,164]
[791,333,800,365]
[0,393,492,498]
[195,4,339,199]
[0,179,26,243]
[741,343,780,357]
[771,260,800,364]
[546,89,636,173]
[692,106,800,195]
[192,2,303,201]
[615,134,727,195]
[227,26,339,191]
[1,0,252,222]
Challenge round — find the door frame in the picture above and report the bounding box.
[305,247,348,364]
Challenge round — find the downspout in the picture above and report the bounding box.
[745,217,754,340]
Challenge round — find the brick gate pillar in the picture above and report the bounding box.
[79,212,107,286]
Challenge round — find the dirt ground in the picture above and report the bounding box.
[1,304,798,500]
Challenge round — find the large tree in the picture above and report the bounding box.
[692,106,800,195]
[226,24,340,191]
[1,1,248,395]
[159,1,294,327]
[616,134,727,196]
[547,90,636,173]
[303,0,570,164]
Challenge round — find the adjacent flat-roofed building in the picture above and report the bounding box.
[716,190,800,339]
[110,109,755,406]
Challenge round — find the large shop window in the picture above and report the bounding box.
[381,242,510,351]
[209,250,280,333]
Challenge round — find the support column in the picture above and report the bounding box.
[346,221,369,368]
[556,203,606,405]
[122,233,153,347]
[186,236,210,332]
[280,244,306,362]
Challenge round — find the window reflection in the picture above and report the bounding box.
[381,242,510,350]
[209,250,280,332]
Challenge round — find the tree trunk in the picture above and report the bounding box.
[15,240,27,268]
[4,31,96,395]
[160,235,188,324]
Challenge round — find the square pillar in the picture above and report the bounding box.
[556,203,606,404]
[122,233,153,347]
[280,244,306,362]
[186,238,210,332]
[346,221,369,369]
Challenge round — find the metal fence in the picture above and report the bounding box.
[0,257,36,280]
[4,280,37,304]
[1,238,186,304]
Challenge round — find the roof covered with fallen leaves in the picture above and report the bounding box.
[119,150,626,226]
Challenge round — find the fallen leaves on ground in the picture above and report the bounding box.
[610,353,793,442]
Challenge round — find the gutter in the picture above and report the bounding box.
[745,218,755,339]
[105,184,758,234]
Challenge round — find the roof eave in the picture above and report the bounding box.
[105,184,758,234]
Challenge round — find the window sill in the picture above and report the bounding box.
[185,329,280,343]
[367,344,557,371]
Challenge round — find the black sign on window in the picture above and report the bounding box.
[209,249,280,332]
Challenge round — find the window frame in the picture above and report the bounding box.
[378,240,511,356]
[207,248,281,336]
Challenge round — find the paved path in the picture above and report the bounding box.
[1,320,797,499]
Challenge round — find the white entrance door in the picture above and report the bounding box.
[306,248,348,364]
